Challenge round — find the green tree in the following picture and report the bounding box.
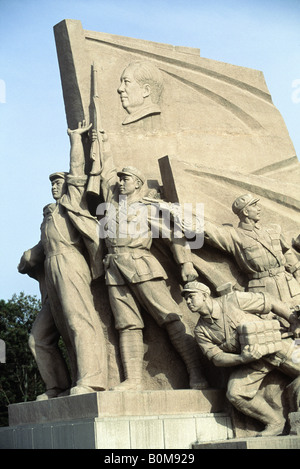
[0,293,45,426]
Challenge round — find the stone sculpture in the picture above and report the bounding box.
[19,122,108,397]
[181,280,300,436]
[93,129,208,391]
[204,194,300,305]
[294,235,300,253]
[118,61,163,125]
[15,20,300,439]
[168,193,300,306]
[18,241,71,400]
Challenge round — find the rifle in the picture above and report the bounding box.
[87,62,103,196]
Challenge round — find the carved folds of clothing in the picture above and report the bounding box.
[204,221,300,304]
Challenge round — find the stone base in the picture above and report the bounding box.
[289,412,300,435]
[0,413,233,449]
[0,389,232,449]
[8,389,225,426]
[193,435,300,449]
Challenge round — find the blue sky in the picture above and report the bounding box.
[1,0,300,300]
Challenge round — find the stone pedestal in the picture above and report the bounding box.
[0,389,232,449]
[193,435,300,449]
[288,411,300,436]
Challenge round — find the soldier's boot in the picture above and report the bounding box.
[228,392,286,437]
[111,329,144,391]
[36,387,66,401]
[252,398,286,437]
[166,320,209,390]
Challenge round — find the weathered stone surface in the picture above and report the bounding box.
[193,435,300,449]
[52,19,300,398]
[0,411,232,449]
[8,389,225,426]
[54,19,299,180]
[12,20,299,447]
[49,20,300,439]
[288,411,300,435]
[2,389,231,449]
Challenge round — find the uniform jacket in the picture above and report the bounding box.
[194,291,272,360]
[204,220,300,300]
[99,152,192,285]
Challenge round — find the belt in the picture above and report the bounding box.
[248,266,285,280]
[107,246,148,255]
[45,246,83,258]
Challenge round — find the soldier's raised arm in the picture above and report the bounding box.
[67,121,92,177]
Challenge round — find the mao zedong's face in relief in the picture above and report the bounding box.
[118,65,150,114]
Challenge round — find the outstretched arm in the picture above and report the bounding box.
[18,241,45,276]
[67,121,92,177]
[280,231,300,282]
[270,296,300,337]
[147,203,198,282]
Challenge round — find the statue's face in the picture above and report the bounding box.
[118,65,148,114]
[244,201,261,222]
[118,174,139,196]
[51,178,67,200]
[185,292,206,313]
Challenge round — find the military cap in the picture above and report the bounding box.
[49,172,68,182]
[117,166,145,185]
[232,193,260,215]
[181,281,211,296]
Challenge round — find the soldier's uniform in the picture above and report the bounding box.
[100,160,193,330]
[19,241,71,399]
[21,172,108,395]
[182,281,300,435]
[204,195,300,306]
[194,289,299,401]
[99,155,207,390]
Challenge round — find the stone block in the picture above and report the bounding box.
[32,425,53,449]
[52,422,74,449]
[8,389,225,426]
[14,426,33,449]
[73,420,97,449]
[195,413,233,442]
[1,413,233,449]
[3,389,228,449]
[0,427,15,449]
[95,417,130,449]
[288,412,300,436]
[162,415,197,449]
[193,435,300,449]
[127,416,164,449]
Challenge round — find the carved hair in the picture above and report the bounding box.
[127,61,164,104]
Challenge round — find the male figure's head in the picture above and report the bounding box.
[232,194,261,224]
[117,166,145,198]
[181,281,212,315]
[49,172,67,201]
[118,61,163,116]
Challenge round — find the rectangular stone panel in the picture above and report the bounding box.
[193,436,300,449]
[8,389,225,426]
